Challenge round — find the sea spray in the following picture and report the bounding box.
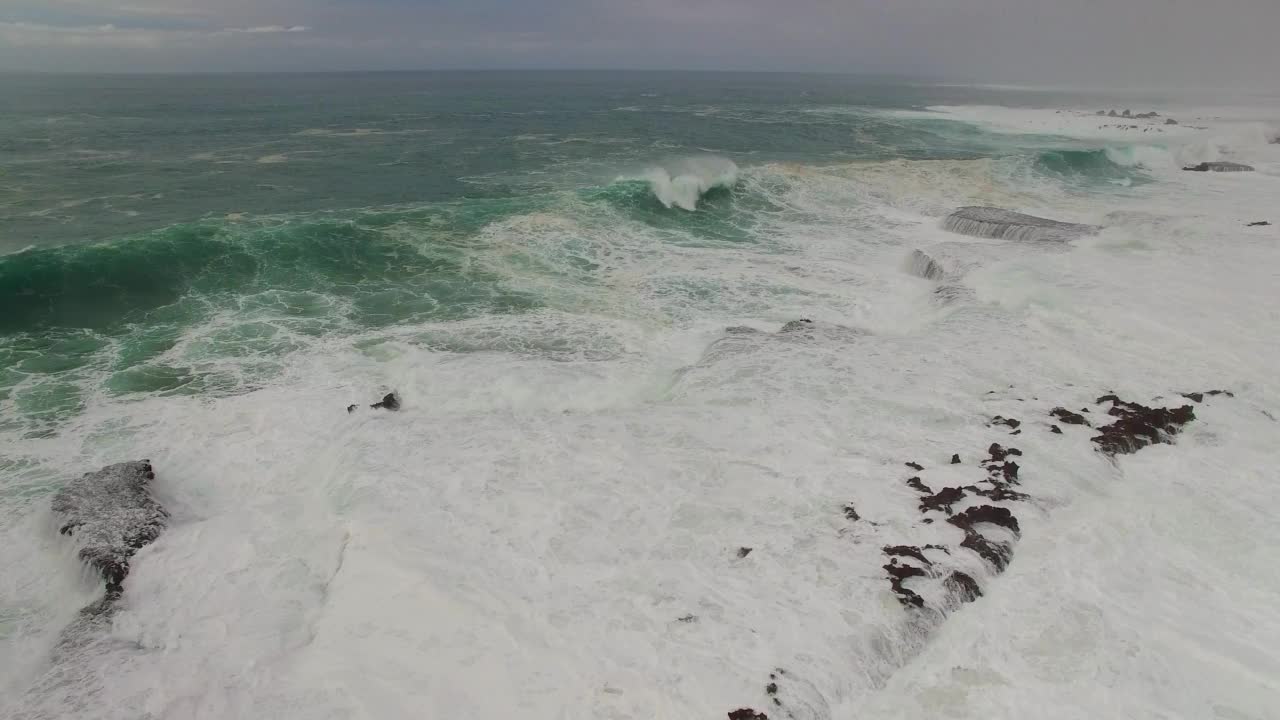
[633,156,739,211]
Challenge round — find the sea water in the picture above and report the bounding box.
[1,72,1278,719]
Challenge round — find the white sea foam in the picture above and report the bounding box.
[3,102,1280,720]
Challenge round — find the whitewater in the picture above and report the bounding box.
[1,75,1278,720]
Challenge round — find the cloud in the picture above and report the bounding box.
[0,20,312,50]
[2,0,1279,87]
[224,25,310,34]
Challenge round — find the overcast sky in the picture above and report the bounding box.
[2,0,1278,87]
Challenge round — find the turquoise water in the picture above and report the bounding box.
[0,71,1148,436]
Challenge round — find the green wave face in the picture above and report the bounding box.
[0,201,550,431]
[1031,148,1153,186]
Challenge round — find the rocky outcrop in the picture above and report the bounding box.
[350,392,401,412]
[1091,395,1196,456]
[1182,162,1254,172]
[1050,407,1090,426]
[371,392,401,411]
[1247,221,1270,227]
[943,207,1100,243]
[51,461,168,594]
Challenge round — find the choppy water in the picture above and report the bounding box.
[2,72,1278,719]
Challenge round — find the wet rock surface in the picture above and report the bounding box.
[1182,161,1254,172]
[943,206,1101,242]
[51,461,167,593]
[905,249,946,281]
[1092,395,1196,455]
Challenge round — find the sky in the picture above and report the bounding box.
[2,0,1279,87]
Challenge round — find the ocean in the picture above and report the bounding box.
[1,71,1277,719]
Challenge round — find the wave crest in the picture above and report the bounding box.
[632,156,739,211]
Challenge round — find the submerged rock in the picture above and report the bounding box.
[779,319,814,333]
[51,461,168,593]
[1182,162,1254,172]
[945,571,983,603]
[905,249,946,281]
[943,206,1100,243]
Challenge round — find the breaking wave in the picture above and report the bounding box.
[630,156,739,211]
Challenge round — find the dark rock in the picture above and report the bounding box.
[986,443,1021,461]
[949,504,1021,535]
[1165,118,1178,125]
[884,558,929,608]
[906,476,933,494]
[948,505,1021,571]
[959,532,1013,571]
[371,392,400,411]
[1181,392,1204,403]
[346,404,358,413]
[884,545,931,564]
[1092,396,1196,456]
[1206,389,1234,397]
[729,709,768,720]
[1050,407,1090,426]
[1050,425,1063,434]
[737,547,753,558]
[1247,221,1271,227]
[1122,109,1132,117]
[945,571,983,603]
[950,454,961,464]
[51,461,168,593]
[677,614,697,623]
[1182,162,1254,172]
[1108,110,1119,117]
[920,486,965,514]
[766,683,778,695]
[905,461,924,471]
[842,503,860,521]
